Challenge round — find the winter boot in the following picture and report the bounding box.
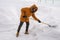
[16,32,19,37]
[24,31,29,34]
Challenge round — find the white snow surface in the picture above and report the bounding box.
[0,0,60,40]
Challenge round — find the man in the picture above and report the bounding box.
[16,4,41,37]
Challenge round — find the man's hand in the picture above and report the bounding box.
[38,20,41,23]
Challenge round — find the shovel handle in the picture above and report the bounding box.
[41,22,51,27]
[41,22,49,25]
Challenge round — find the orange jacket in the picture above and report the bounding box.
[20,5,39,22]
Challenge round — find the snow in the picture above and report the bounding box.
[0,0,60,40]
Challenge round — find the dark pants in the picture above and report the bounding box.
[17,21,29,33]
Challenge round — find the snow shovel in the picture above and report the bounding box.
[41,22,57,28]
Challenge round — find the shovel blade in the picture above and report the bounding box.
[48,24,57,28]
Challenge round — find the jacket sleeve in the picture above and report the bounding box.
[32,13,39,21]
[21,9,25,16]
[21,8,27,17]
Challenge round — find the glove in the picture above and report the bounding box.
[38,20,41,23]
[23,16,27,18]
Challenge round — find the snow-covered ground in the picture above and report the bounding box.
[0,0,60,40]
